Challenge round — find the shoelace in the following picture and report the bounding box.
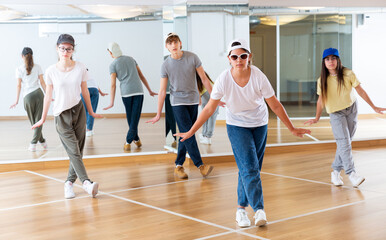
[239,211,248,220]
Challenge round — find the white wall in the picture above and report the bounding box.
[353,13,386,114]
[0,20,164,116]
[188,12,250,120]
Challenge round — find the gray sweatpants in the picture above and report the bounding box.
[24,88,45,144]
[55,101,89,183]
[329,101,358,174]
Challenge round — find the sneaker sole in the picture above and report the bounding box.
[331,182,343,186]
[91,182,99,197]
[255,219,267,227]
[353,178,365,188]
[65,194,76,199]
[174,173,188,179]
[201,166,214,177]
[236,220,251,228]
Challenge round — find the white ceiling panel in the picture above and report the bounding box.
[2,4,89,16]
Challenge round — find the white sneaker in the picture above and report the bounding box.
[200,136,212,145]
[28,143,37,152]
[331,171,343,186]
[83,180,99,197]
[86,130,94,137]
[40,141,48,150]
[349,172,365,188]
[235,209,251,227]
[64,181,75,199]
[254,209,267,227]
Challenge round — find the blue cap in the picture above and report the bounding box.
[323,48,339,59]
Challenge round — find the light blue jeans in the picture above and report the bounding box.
[227,124,267,211]
[201,91,219,138]
[329,101,357,174]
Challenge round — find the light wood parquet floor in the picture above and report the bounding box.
[0,144,386,239]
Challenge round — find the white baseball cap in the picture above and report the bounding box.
[107,42,122,58]
[227,39,251,54]
[165,32,180,42]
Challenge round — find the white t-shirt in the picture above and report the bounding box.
[211,65,275,128]
[15,64,43,97]
[86,78,98,89]
[45,61,89,116]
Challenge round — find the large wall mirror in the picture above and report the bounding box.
[1,2,386,163]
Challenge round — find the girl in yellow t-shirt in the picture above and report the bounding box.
[305,48,386,188]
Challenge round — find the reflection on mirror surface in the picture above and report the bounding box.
[1,4,386,163]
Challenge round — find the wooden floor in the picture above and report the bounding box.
[1,115,386,239]
[1,143,386,239]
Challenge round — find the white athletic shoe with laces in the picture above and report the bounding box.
[331,171,344,186]
[40,141,48,150]
[349,172,365,187]
[235,209,251,227]
[28,143,37,152]
[86,130,94,137]
[64,181,75,199]
[254,209,267,227]
[83,180,99,197]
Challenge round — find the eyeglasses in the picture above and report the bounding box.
[58,46,74,53]
[229,53,249,61]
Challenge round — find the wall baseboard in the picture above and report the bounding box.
[0,113,164,120]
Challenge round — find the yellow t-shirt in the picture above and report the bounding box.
[317,68,360,114]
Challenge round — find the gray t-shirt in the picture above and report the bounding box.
[109,55,144,97]
[161,51,202,106]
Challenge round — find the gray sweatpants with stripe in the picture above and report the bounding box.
[55,101,89,183]
[329,101,357,174]
[24,88,45,144]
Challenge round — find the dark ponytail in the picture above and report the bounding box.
[24,53,34,76]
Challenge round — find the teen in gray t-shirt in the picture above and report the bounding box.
[148,33,214,179]
[161,51,201,106]
[109,56,143,97]
[105,42,157,151]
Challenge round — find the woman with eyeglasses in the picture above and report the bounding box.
[32,34,102,199]
[175,39,310,228]
[305,48,386,188]
[10,47,47,152]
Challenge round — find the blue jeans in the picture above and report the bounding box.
[81,87,99,131]
[227,124,267,211]
[172,105,203,168]
[165,94,176,140]
[122,95,143,144]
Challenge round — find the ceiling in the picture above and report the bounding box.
[1,0,386,22]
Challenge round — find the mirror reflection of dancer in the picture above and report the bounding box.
[80,70,108,137]
[176,39,310,227]
[10,47,47,152]
[196,72,219,145]
[104,42,157,151]
[165,80,177,148]
[305,48,386,188]
[32,34,102,199]
[147,33,219,179]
